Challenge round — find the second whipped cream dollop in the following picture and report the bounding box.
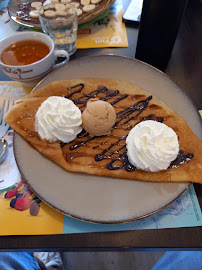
[35,96,82,143]
[126,120,179,172]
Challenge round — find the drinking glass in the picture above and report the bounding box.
[39,3,78,56]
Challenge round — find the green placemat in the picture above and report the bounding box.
[78,10,110,30]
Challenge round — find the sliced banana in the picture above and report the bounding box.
[83,4,95,12]
[71,2,80,8]
[44,10,56,17]
[67,7,76,14]
[51,0,59,2]
[77,8,82,16]
[31,2,42,8]
[61,0,72,2]
[55,3,66,10]
[65,3,73,8]
[43,3,55,9]
[91,0,102,3]
[56,9,68,16]
[29,10,39,18]
[81,0,90,5]
[39,8,44,15]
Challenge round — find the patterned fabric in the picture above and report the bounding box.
[152,251,202,270]
[34,252,64,269]
[0,252,40,270]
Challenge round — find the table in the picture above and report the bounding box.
[0,0,202,250]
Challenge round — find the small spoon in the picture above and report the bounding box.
[0,138,8,164]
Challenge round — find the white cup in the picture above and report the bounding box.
[0,32,69,87]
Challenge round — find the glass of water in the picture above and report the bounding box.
[39,3,78,56]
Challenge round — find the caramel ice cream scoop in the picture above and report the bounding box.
[82,98,116,136]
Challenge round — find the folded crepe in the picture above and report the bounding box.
[5,78,202,183]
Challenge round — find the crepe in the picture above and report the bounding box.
[5,78,202,183]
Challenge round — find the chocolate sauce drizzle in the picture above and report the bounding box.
[106,151,137,171]
[65,84,128,110]
[141,114,164,123]
[95,137,126,162]
[64,83,84,99]
[114,95,152,128]
[169,150,194,168]
[63,84,193,171]
[95,137,136,171]
[69,136,96,150]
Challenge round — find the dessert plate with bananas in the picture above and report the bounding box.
[8,0,116,29]
[10,56,202,223]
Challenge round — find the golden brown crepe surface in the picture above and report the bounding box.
[5,78,202,183]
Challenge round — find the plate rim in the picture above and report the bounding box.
[11,141,194,225]
[13,55,201,224]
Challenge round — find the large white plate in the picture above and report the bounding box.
[13,55,202,224]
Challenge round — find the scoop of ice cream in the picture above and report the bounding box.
[82,98,116,136]
[35,96,82,143]
[126,120,179,172]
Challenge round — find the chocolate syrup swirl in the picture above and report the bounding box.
[106,151,125,170]
[65,85,119,108]
[111,95,128,105]
[141,114,164,123]
[113,96,152,128]
[63,84,193,171]
[95,137,126,162]
[126,114,165,130]
[69,136,97,150]
[64,83,84,99]
[65,84,129,111]
[77,129,89,138]
[169,150,194,168]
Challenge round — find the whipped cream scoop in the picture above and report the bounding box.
[126,120,179,172]
[35,96,82,143]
